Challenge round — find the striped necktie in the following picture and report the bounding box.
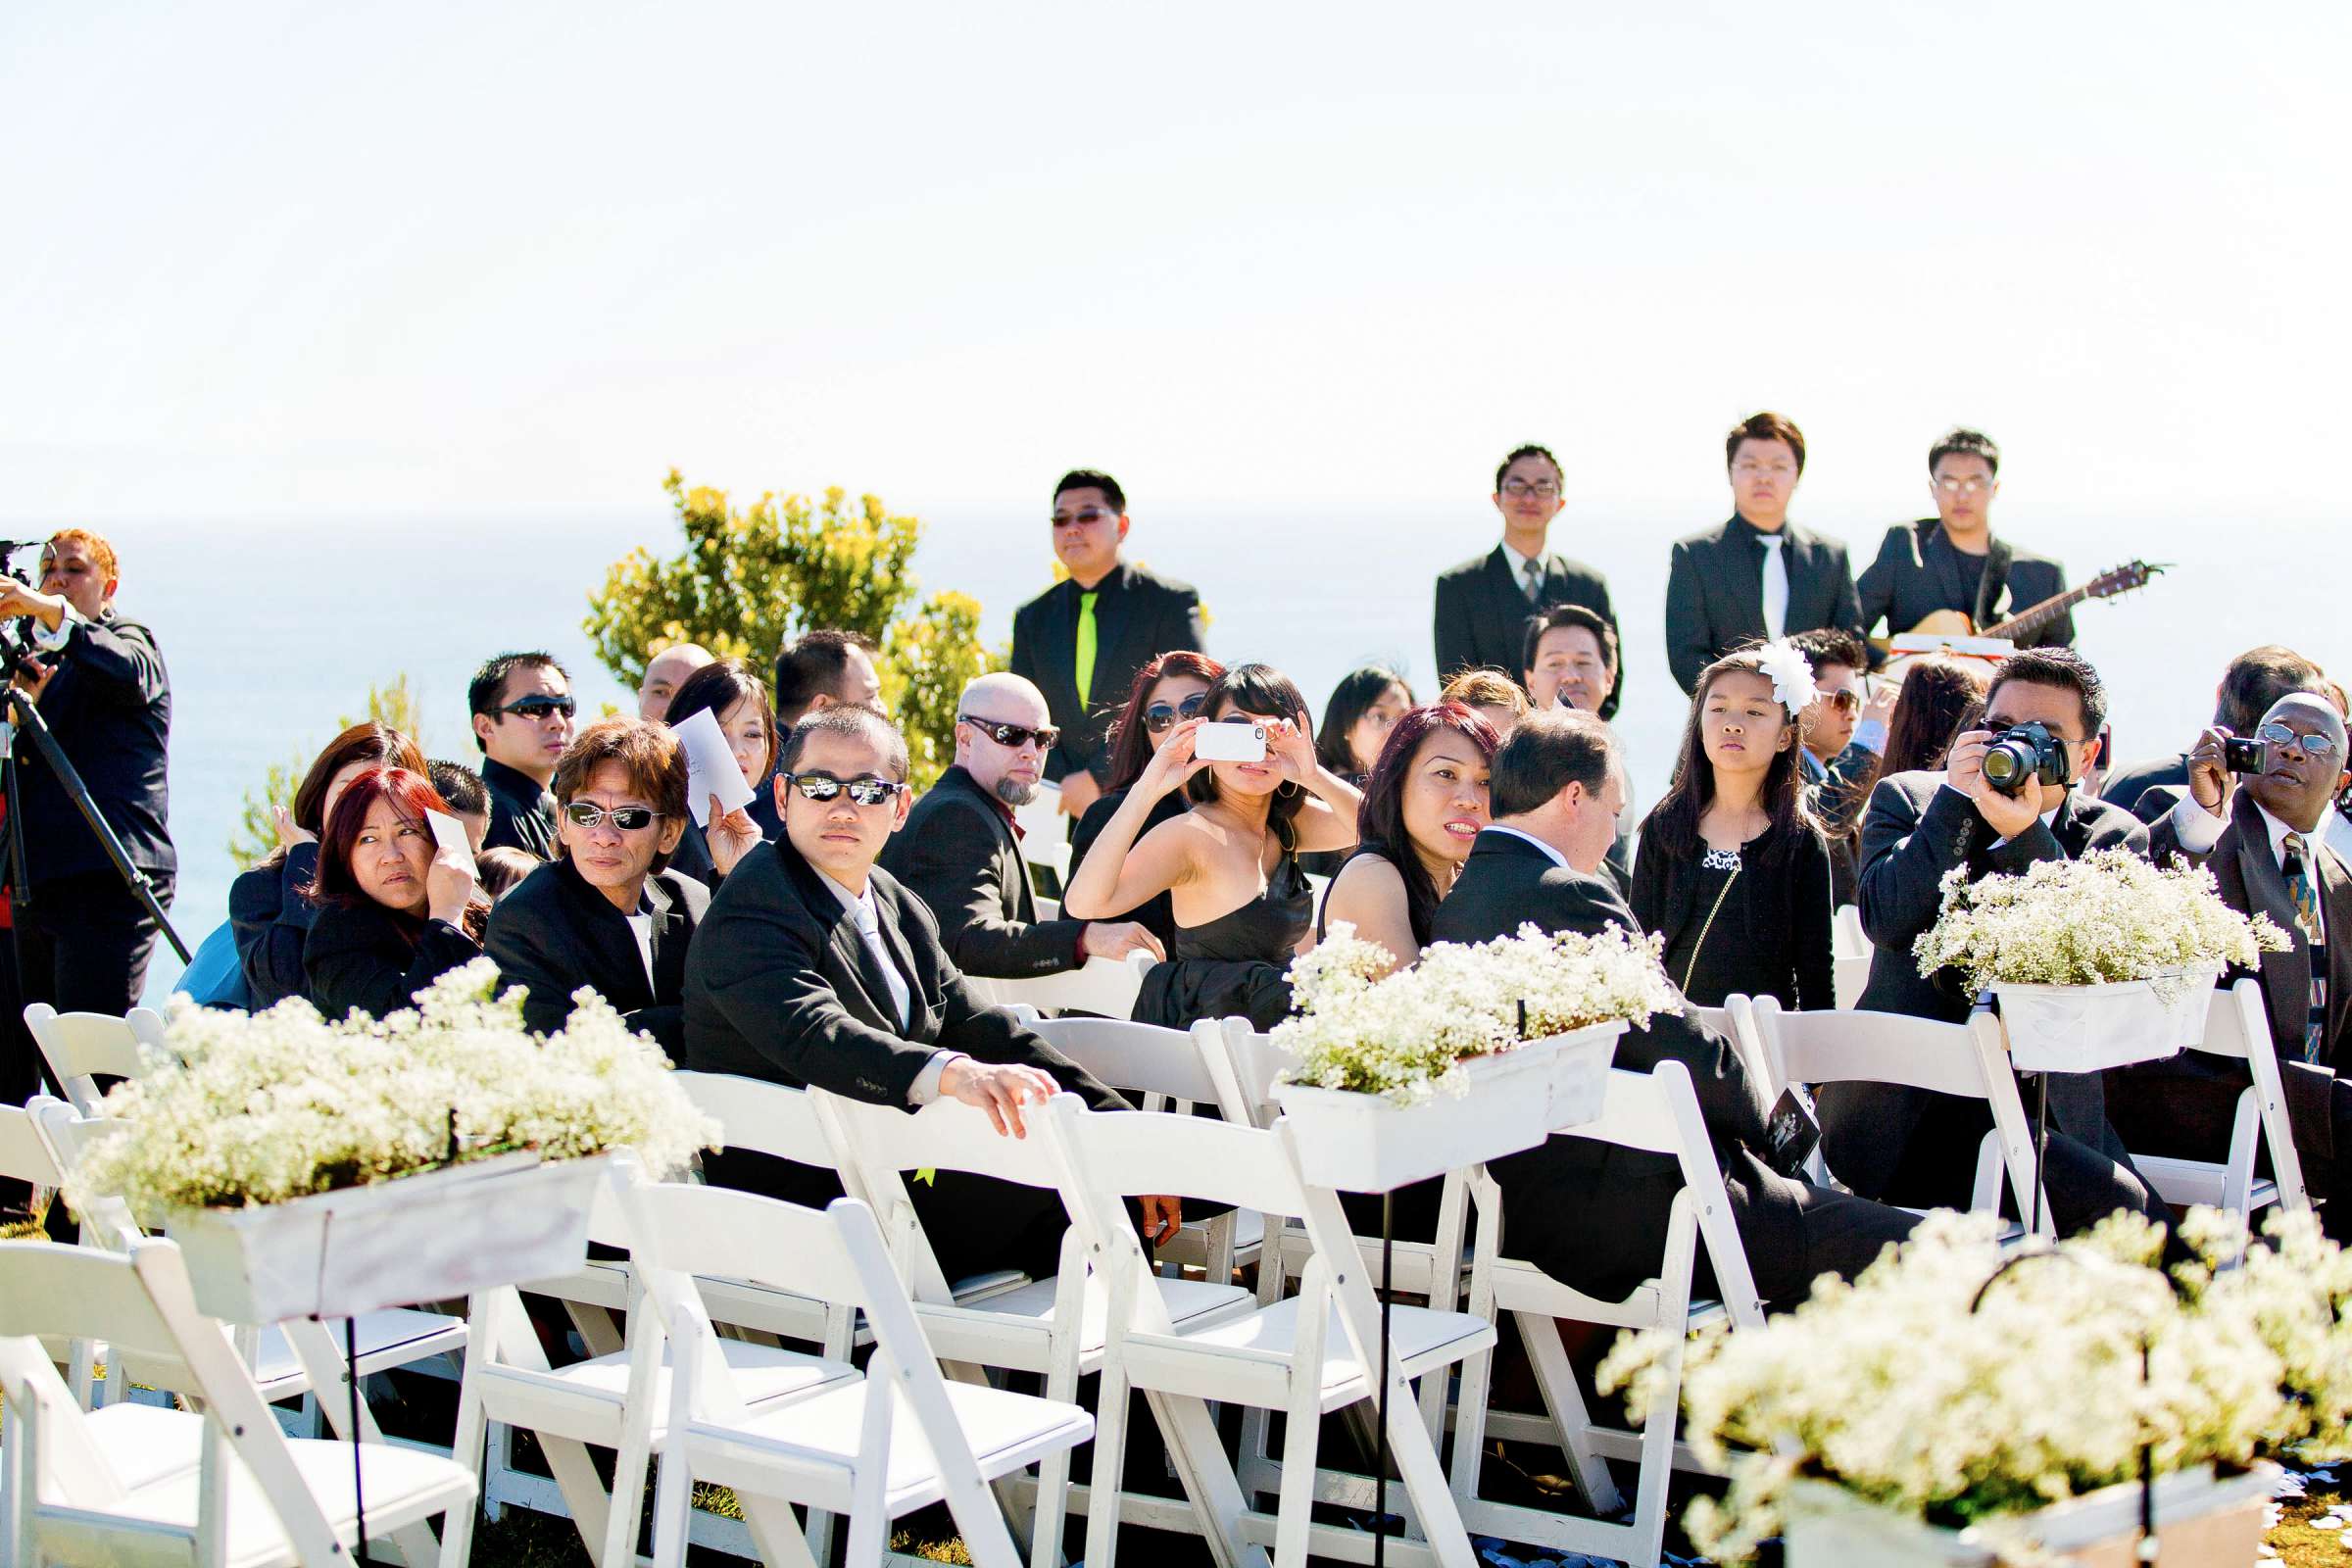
[1522,557,1544,604]
[2282,831,2328,1059]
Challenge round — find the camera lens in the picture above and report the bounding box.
[1982,739,2032,794]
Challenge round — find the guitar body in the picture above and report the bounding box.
[1869,608,1976,658]
[1867,561,2165,659]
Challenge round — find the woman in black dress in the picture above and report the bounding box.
[303,766,489,1019]
[1064,662,1361,1030]
[1632,644,1835,1011]
[1068,650,1223,951]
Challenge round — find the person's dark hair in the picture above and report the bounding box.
[1519,603,1619,681]
[555,716,690,817]
[270,722,430,870]
[771,630,877,727]
[1986,645,2110,740]
[306,767,488,939]
[1054,468,1125,514]
[1354,703,1500,947]
[467,652,566,755]
[1103,650,1227,794]
[1724,411,1807,475]
[1489,708,1614,820]
[1492,444,1562,492]
[1315,664,1415,779]
[665,658,779,785]
[474,847,538,902]
[1787,626,1867,676]
[1186,662,1314,850]
[1641,650,1818,869]
[1879,657,1990,775]
[2215,645,2327,736]
[779,702,909,783]
[425,760,488,820]
[1928,426,2001,477]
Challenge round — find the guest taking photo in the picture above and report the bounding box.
[1067,651,1224,954]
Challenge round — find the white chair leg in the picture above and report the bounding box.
[649,1441,693,1568]
[1272,1373,1323,1568]
[1083,1365,1134,1568]
[436,1298,493,1568]
[1520,1310,1624,1516]
[1144,1390,1259,1568]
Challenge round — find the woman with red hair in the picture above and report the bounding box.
[303,766,486,1018]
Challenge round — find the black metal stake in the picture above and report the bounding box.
[349,1313,370,1565]
[2032,1071,2049,1240]
[1376,1189,1394,1568]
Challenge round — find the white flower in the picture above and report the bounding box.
[1752,638,1818,718]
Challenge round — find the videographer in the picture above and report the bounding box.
[1818,646,2173,1237]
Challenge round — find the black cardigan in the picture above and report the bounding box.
[1629,818,1835,1011]
[303,899,483,1020]
[228,842,321,1010]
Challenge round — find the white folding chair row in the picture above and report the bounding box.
[1832,903,1871,1009]
[23,1003,169,1116]
[2125,977,2309,1216]
[0,1236,476,1568]
[965,948,1155,1017]
[0,1098,101,1411]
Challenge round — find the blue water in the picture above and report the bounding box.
[0,499,2329,1004]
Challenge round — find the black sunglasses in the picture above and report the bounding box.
[1143,693,1208,734]
[563,801,662,832]
[959,715,1059,751]
[496,694,577,720]
[783,771,906,807]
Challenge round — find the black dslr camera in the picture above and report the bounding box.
[1980,721,2073,797]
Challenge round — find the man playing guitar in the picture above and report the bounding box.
[1858,427,2075,657]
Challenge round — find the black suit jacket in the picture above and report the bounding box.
[1432,545,1621,717]
[481,758,559,859]
[879,766,1088,979]
[1008,564,1204,788]
[14,612,174,886]
[483,857,710,1053]
[1856,519,2073,650]
[303,900,482,1020]
[1663,517,1864,695]
[1821,771,2149,1197]
[2150,790,2352,1066]
[2106,756,2191,823]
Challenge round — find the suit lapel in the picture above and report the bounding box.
[867,880,934,1042]
[946,769,1035,923]
[1978,535,2018,623]
[560,858,654,1011]
[776,846,906,1033]
[1716,521,1767,643]
[645,875,691,1005]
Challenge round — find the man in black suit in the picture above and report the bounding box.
[1008,470,1205,826]
[1433,709,1916,1309]
[1857,428,2073,653]
[468,651,575,859]
[879,673,1161,979]
[2102,645,2327,821]
[484,717,710,1054]
[682,703,1173,1282]
[1434,444,1621,716]
[2110,694,2352,1237]
[1824,648,2173,1234]
[1663,412,1865,695]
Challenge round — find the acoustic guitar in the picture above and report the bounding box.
[1886,560,2166,650]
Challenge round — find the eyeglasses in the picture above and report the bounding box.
[1143,693,1208,734]
[959,715,1059,750]
[1052,507,1116,527]
[1934,475,1994,497]
[495,694,576,720]
[782,771,906,807]
[563,801,662,832]
[1732,460,1797,478]
[1499,479,1561,499]
[2256,722,2344,761]
[1820,688,1862,714]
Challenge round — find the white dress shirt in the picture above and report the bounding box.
[816,868,958,1104]
[2167,794,2331,944]
[623,907,656,992]
[1501,540,1545,603]
[1482,822,1572,870]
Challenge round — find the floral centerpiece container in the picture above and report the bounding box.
[68,961,718,1323]
[1268,923,1676,1192]
[1598,1207,2347,1568]
[1913,850,2286,1073]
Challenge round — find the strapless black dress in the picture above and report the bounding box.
[1131,853,1313,1031]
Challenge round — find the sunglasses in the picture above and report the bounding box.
[2256,722,2344,761]
[1144,694,1208,734]
[783,772,906,807]
[959,715,1059,751]
[563,801,662,832]
[1821,688,1862,714]
[496,694,577,720]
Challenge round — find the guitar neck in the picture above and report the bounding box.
[1982,584,2090,642]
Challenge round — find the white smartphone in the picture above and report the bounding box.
[1193,720,1268,763]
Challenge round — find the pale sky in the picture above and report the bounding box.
[6,2,2348,524]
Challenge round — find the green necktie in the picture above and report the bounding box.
[1074,589,1100,709]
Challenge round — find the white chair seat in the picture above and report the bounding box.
[1151,1296,1494,1403]
[482,1338,855,1417]
[248,1307,464,1388]
[681,1376,1094,1515]
[962,1272,1252,1354]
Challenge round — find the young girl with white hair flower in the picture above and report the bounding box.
[1631,641,1837,1008]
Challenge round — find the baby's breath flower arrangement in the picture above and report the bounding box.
[69,958,718,1213]
[1274,921,1679,1103]
[1914,848,2286,994]
[1598,1206,2352,1562]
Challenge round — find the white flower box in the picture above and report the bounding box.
[1272,1022,1622,1193]
[1782,1464,2275,1566]
[167,1152,609,1324]
[1992,966,2219,1074]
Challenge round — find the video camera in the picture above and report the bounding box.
[1981,721,2074,798]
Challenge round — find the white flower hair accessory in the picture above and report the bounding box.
[1751,639,1817,718]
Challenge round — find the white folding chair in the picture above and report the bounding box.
[967,949,1155,1017]
[1832,903,1871,1010]
[0,1237,475,1568]
[1691,998,1776,1098]
[1041,1095,1494,1568]
[22,1004,169,1115]
[629,1182,1094,1568]
[2128,978,2310,1216]
[1447,1061,1769,1568]
[1743,997,2045,1225]
[0,1098,101,1411]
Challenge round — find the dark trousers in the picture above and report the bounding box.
[2106,1054,2352,1240]
[1880,1088,2174,1238]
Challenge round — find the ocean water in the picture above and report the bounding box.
[20,500,2334,1004]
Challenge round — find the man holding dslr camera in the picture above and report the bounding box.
[2110,693,2352,1236]
[1822,646,2171,1234]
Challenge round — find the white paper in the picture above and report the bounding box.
[672,707,757,827]
[426,809,478,880]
